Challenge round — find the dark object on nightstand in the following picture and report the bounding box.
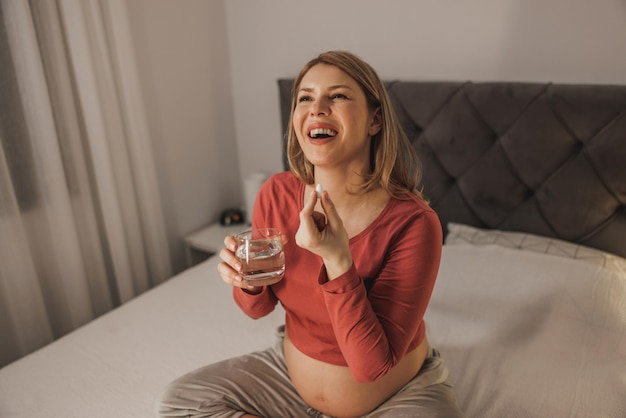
[220,208,245,226]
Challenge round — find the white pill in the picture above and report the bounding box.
[315,183,323,198]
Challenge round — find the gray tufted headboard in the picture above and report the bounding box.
[278,80,626,259]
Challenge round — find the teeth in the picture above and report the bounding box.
[309,128,337,138]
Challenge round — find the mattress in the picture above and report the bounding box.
[1,228,625,417]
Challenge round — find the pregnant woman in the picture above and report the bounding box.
[158,50,463,418]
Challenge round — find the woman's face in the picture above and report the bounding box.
[292,64,381,173]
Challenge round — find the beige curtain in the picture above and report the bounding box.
[0,0,171,368]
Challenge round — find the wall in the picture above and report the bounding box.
[225,0,626,182]
[126,0,240,273]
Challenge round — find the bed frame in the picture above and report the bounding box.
[278,80,626,258]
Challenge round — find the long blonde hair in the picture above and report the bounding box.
[286,50,426,201]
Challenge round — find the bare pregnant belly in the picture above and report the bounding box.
[283,331,428,418]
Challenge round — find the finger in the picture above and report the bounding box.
[319,191,344,229]
[301,189,318,216]
[219,247,242,272]
[216,260,244,286]
[224,235,238,252]
[298,189,320,230]
[217,262,258,291]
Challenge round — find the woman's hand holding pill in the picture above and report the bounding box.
[295,185,352,280]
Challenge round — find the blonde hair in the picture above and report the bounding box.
[286,50,426,201]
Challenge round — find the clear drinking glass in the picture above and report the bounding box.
[235,228,285,286]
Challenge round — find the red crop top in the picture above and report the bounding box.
[233,172,442,383]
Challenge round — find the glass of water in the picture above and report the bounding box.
[235,228,285,286]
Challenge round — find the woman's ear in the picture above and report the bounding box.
[368,107,382,136]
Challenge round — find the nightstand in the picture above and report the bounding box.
[184,223,248,267]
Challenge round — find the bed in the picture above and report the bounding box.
[1,81,625,417]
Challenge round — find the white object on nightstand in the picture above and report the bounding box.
[184,223,247,267]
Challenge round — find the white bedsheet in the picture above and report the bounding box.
[1,245,625,417]
[0,258,284,417]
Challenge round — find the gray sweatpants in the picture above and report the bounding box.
[157,326,464,418]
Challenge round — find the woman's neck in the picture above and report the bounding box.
[313,166,383,213]
[310,168,389,239]
[314,170,363,202]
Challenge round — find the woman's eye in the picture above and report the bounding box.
[297,95,312,103]
[331,93,348,100]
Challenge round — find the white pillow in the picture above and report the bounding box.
[445,222,625,272]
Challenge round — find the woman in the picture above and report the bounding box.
[158,51,463,418]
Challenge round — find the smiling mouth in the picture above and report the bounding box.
[308,128,337,139]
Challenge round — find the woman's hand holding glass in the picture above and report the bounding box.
[217,235,263,293]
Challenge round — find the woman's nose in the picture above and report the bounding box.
[310,98,330,116]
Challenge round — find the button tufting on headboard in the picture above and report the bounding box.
[278,80,626,258]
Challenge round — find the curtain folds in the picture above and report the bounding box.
[0,0,171,368]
